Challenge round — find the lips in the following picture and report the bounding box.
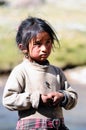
[41,54,48,58]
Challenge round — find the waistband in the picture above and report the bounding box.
[16,118,64,130]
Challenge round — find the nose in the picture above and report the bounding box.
[40,45,47,52]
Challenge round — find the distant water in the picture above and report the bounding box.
[0,87,17,130]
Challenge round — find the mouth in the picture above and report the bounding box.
[41,54,48,58]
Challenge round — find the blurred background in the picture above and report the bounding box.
[0,0,86,130]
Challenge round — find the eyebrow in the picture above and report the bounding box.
[36,37,51,41]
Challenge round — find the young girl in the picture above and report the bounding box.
[3,17,78,130]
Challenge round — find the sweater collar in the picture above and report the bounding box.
[23,58,49,71]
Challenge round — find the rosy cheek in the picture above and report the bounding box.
[32,48,39,56]
[48,45,52,52]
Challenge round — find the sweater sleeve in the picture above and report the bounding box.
[2,66,40,111]
[58,68,78,110]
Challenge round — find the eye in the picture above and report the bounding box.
[34,41,41,46]
[46,39,52,45]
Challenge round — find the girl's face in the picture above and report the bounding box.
[28,31,52,63]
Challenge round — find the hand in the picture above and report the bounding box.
[47,92,64,107]
[41,92,64,107]
[41,94,52,104]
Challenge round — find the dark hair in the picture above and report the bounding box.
[16,16,59,49]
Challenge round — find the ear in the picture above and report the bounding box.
[18,44,24,50]
[18,44,28,54]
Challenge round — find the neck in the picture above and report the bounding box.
[25,56,49,65]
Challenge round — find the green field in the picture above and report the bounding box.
[0,3,86,70]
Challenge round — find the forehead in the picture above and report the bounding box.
[34,31,51,41]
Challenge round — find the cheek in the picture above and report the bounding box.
[48,45,52,53]
[30,47,39,56]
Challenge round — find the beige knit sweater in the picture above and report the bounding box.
[3,59,78,119]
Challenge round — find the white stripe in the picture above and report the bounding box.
[57,74,60,84]
[65,81,68,90]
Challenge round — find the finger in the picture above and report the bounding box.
[53,96,58,102]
